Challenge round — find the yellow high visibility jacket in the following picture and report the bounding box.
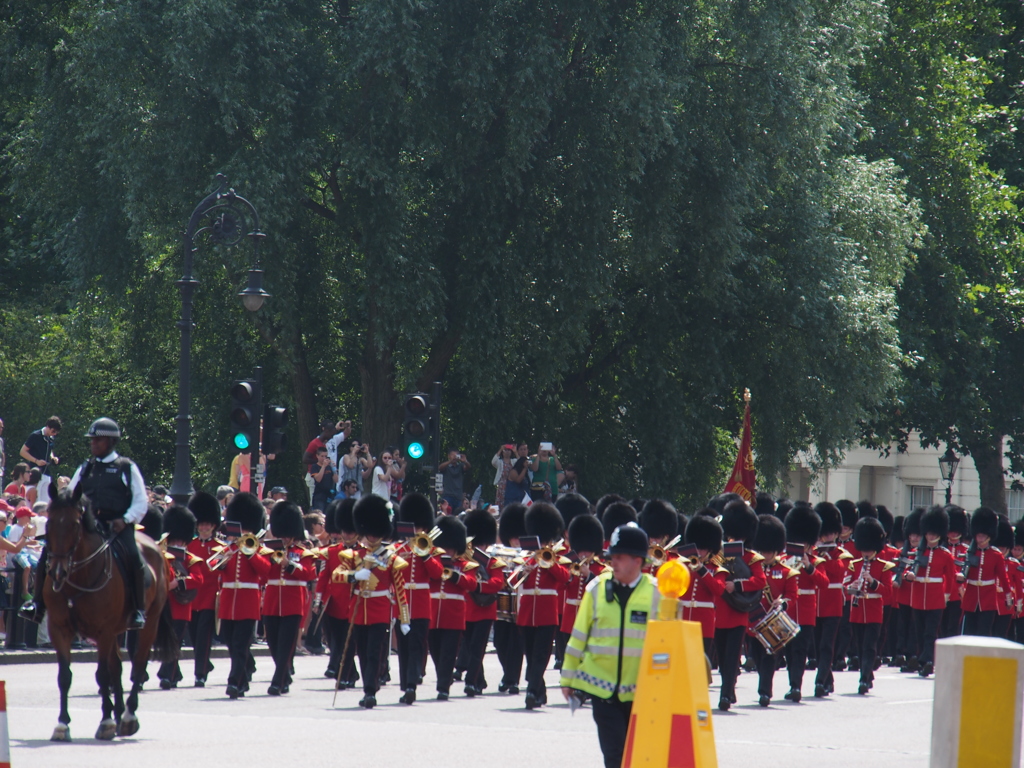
[559,570,659,701]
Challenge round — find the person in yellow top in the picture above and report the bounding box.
[560,523,659,768]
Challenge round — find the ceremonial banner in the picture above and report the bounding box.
[724,390,755,502]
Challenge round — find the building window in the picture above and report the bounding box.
[909,485,934,511]
[1008,489,1024,523]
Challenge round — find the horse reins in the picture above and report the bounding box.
[47,514,114,594]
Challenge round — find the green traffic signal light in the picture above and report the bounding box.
[233,432,251,450]
[407,441,425,459]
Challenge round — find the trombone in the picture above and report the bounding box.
[205,529,266,570]
[648,535,681,568]
[411,527,442,557]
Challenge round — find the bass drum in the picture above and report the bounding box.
[721,554,761,613]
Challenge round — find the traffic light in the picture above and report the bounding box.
[261,404,288,455]
[229,379,261,451]
[403,393,430,460]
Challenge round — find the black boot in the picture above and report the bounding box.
[19,553,48,624]
[128,566,146,630]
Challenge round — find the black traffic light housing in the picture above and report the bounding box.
[261,404,288,456]
[229,379,261,452]
[403,393,430,461]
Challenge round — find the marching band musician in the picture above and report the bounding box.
[749,515,798,707]
[561,514,608,651]
[393,493,442,704]
[427,515,478,700]
[714,500,766,712]
[638,499,679,576]
[317,499,359,687]
[812,502,850,698]
[846,517,894,695]
[895,509,923,671]
[833,500,859,672]
[942,506,969,638]
[186,491,222,688]
[874,506,898,663]
[960,506,1011,638]
[262,501,318,696]
[1012,522,1024,643]
[902,505,957,677]
[679,513,726,660]
[990,515,1017,639]
[157,504,205,690]
[517,502,571,710]
[495,503,527,694]
[552,493,598,670]
[333,495,410,709]
[881,513,905,665]
[782,503,826,703]
[463,508,509,697]
[214,492,271,699]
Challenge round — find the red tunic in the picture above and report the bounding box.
[560,559,606,634]
[517,561,571,628]
[166,552,206,622]
[907,546,957,611]
[814,546,852,618]
[789,558,829,626]
[316,543,354,620]
[761,558,799,612]
[336,545,410,626]
[467,555,508,624]
[186,536,221,612]
[847,557,894,624]
[961,546,1012,613]
[880,544,902,607]
[217,549,271,621]
[679,564,727,638]
[393,542,443,621]
[1008,557,1024,618]
[429,559,479,630]
[262,546,318,617]
[714,551,767,630]
[947,541,969,603]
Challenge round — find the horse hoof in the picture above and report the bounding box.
[117,714,139,737]
[51,723,71,742]
[95,718,117,740]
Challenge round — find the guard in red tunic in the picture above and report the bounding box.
[516,502,571,710]
[679,514,725,657]
[214,492,271,699]
[960,506,1011,637]
[494,503,527,694]
[847,517,894,695]
[394,493,443,704]
[186,491,221,688]
[813,502,852,697]
[262,501,318,696]
[714,500,767,711]
[463,508,510,697]
[427,515,478,699]
[875,505,900,663]
[902,506,957,677]
[639,499,679,576]
[749,515,798,707]
[550,493,596,671]
[316,499,357,684]
[783,504,827,702]
[990,514,1017,639]
[561,514,608,639]
[942,506,969,638]
[157,504,205,689]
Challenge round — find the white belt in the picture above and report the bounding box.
[917,577,944,583]
[798,589,816,595]
[405,583,430,590]
[430,592,465,600]
[858,593,882,599]
[968,579,995,587]
[521,589,558,596]
[565,599,582,606]
[272,580,309,588]
[683,601,716,609]
[358,590,390,598]
[827,583,844,589]
[222,582,260,589]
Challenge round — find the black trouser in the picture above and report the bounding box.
[854,622,881,685]
[992,613,1012,639]
[220,618,256,690]
[428,627,463,694]
[463,619,494,689]
[747,638,777,698]
[554,628,568,667]
[264,614,301,688]
[912,608,943,665]
[324,615,358,681]
[521,624,556,701]
[157,618,188,684]
[1013,617,1024,644]
[591,695,633,768]
[785,624,814,692]
[189,609,216,681]
[304,603,325,653]
[940,600,962,638]
[494,620,524,687]
[714,625,746,703]
[397,618,429,691]
[962,608,995,638]
[814,616,840,691]
[107,520,145,613]
[354,623,388,695]
[896,604,916,658]
[378,622,392,683]
[834,602,852,663]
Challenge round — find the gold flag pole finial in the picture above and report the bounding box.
[743,388,751,404]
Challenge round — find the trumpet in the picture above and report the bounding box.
[411,526,442,557]
[569,554,595,578]
[649,535,682,568]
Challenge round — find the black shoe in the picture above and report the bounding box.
[464,685,479,697]
[858,682,869,695]
[400,689,416,704]
[498,683,509,692]
[159,678,172,690]
[814,684,826,698]
[359,695,376,709]
[806,658,817,670]
[325,669,338,680]
[832,659,847,672]
[508,686,520,695]
[195,678,205,688]
[890,654,905,667]
[758,695,770,707]
[849,657,860,671]
[128,610,146,631]
[453,671,463,682]
[281,685,290,694]
[918,662,933,677]
[226,685,240,699]
[874,658,882,670]
[437,691,449,701]
[784,689,801,703]
[718,697,730,712]
[742,658,756,673]
[268,685,281,696]
[524,692,538,710]
[901,658,919,673]
[553,658,562,670]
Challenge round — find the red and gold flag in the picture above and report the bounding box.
[724,390,755,502]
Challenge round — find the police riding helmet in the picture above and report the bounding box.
[85,417,121,441]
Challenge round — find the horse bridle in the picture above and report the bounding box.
[47,510,113,594]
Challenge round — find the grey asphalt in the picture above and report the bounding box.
[0,645,965,767]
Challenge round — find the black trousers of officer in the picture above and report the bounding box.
[993,613,1012,639]
[494,619,524,687]
[397,617,430,691]
[940,600,963,638]
[324,615,358,681]
[913,608,943,665]
[354,623,388,695]
[714,625,746,703]
[784,624,814,692]
[264,614,302,689]
[157,618,187,684]
[963,608,996,637]
[522,624,556,702]
[220,618,256,691]
[428,627,462,694]
[896,603,917,659]
[747,638,778,698]
[834,601,852,664]
[463,619,494,690]
[107,520,145,610]
[591,694,633,768]
[189,609,216,682]
[853,622,881,685]
[814,616,840,691]
[554,628,569,668]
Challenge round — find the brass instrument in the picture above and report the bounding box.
[536,538,566,569]
[205,529,266,570]
[570,554,595,578]
[648,535,682,568]
[487,544,522,560]
[412,526,442,557]
[239,531,263,556]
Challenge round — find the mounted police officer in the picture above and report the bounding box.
[21,417,149,629]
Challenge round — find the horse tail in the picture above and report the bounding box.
[149,601,179,664]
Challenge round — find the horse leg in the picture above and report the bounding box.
[51,651,73,742]
[108,642,126,728]
[46,579,75,741]
[123,561,164,736]
[94,646,117,741]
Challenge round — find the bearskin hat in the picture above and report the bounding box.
[162,504,196,543]
[324,499,343,535]
[753,514,786,554]
[921,505,949,538]
[225,492,265,534]
[353,494,392,540]
[525,502,564,545]
[568,513,605,555]
[433,514,467,553]
[785,505,822,546]
[721,500,759,545]
[970,507,999,541]
[188,490,222,527]
[1015,519,1024,549]
[876,505,894,537]
[815,502,843,537]
[464,508,498,548]
[856,500,877,520]
[854,517,886,553]
[903,508,924,538]
[754,492,777,518]
[685,515,723,554]
[694,506,719,519]
[640,499,678,541]
[707,492,742,515]
[775,499,794,524]
[595,494,626,521]
[499,503,528,546]
[836,500,858,530]
[945,505,968,537]
[139,503,163,541]
[891,515,906,545]
[335,497,357,534]
[602,502,639,540]
[399,493,435,531]
[270,501,305,540]
[556,493,593,530]
[677,512,690,538]
[995,515,1015,550]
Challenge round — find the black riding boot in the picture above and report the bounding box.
[19,549,48,624]
[128,565,147,630]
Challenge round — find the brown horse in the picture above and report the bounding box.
[43,491,176,741]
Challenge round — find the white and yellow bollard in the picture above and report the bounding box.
[929,636,1024,768]
[0,681,9,768]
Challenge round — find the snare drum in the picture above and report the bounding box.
[496,590,517,623]
[750,605,799,653]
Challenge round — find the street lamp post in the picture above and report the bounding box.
[170,174,268,503]
[938,446,960,506]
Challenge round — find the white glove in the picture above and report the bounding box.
[400,623,411,636]
[313,596,322,610]
[353,568,372,582]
